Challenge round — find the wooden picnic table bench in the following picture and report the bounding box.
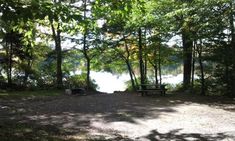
[138,84,167,96]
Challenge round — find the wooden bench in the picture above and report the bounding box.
[138,84,167,96]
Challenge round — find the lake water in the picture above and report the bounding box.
[91,71,183,93]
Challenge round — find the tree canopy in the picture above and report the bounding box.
[0,0,234,96]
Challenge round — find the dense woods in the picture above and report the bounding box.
[0,0,234,96]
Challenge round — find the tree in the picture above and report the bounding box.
[230,1,235,96]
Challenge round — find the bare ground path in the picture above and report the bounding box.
[0,93,235,140]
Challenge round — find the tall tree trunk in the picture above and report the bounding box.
[144,28,147,83]
[6,41,11,87]
[86,56,91,89]
[132,69,139,88]
[225,42,230,95]
[197,41,205,96]
[182,31,193,89]
[8,41,13,87]
[230,1,235,96]
[56,25,63,88]
[148,29,159,86]
[123,37,136,90]
[154,65,158,86]
[191,41,196,91]
[158,45,162,85]
[144,55,147,83]
[58,0,63,88]
[138,28,145,91]
[23,49,33,86]
[83,41,91,90]
[83,0,91,90]
[50,20,63,89]
[126,60,136,90]
[154,47,159,86]
[149,47,159,87]
[23,60,31,86]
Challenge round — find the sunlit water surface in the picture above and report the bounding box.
[91,72,183,93]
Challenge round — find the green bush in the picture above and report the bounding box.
[64,73,98,91]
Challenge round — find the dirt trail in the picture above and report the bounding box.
[0,93,235,140]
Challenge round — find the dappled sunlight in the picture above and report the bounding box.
[1,0,235,140]
[1,94,235,140]
[138,129,234,141]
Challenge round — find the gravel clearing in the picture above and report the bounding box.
[0,93,235,140]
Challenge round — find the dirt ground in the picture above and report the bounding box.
[0,92,235,141]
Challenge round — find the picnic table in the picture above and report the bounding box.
[138,84,167,96]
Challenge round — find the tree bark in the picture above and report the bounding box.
[144,28,147,83]
[154,65,158,86]
[126,59,136,90]
[154,48,159,86]
[50,20,63,89]
[149,46,159,87]
[83,0,91,90]
[7,41,13,87]
[5,41,11,87]
[158,45,162,85]
[138,28,145,91]
[56,26,63,88]
[191,41,196,91]
[197,41,205,96]
[132,69,139,88]
[23,60,31,86]
[182,30,193,89]
[123,37,136,90]
[86,56,91,89]
[230,1,235,96]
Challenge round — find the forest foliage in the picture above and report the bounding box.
[0,0,234,96]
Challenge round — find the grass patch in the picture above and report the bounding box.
[0,89,63,100]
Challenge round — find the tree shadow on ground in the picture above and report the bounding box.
[0,120,79,141]
[138,129,234,141]
[160,93,235,111]
[0,93,178,140]
[23,94,178,123]
[1,121,234,141]
[0,92,234,140]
